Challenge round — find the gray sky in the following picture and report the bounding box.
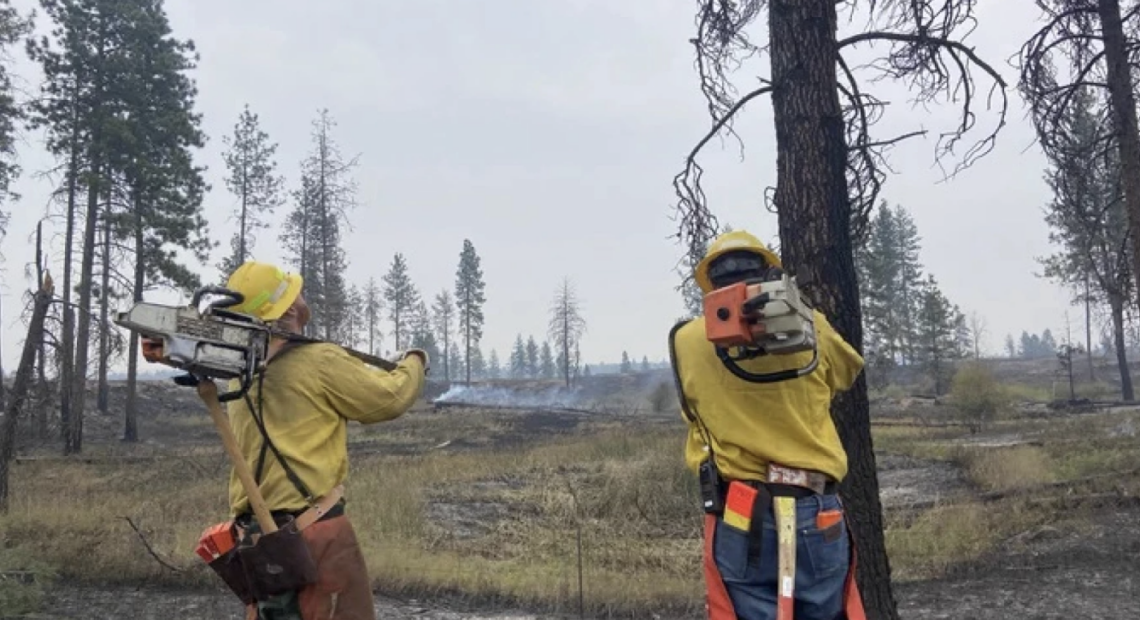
[0,0,1076,373]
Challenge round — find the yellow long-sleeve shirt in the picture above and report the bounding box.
[225,342,425,515]
[671,311,864,483]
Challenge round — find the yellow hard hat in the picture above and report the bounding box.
[225,261,303,322]
[694,230,782,293]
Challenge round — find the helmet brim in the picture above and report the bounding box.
[695,245,782,292]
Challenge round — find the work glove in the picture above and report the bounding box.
[397,349,430,374]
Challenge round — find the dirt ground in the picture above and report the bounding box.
[10,379,1140,619]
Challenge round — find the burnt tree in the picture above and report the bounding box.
[673,1,1008,618]
[0,273,54,513]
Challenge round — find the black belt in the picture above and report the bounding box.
[235,499,345,529]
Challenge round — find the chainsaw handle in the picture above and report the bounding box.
[192,286,245,311]
[716,346,819,384]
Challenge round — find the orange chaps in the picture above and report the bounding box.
[702,514,866,620]
[245,515,376,620]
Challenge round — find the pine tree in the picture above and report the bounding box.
[620,351,632,374]
[487,349,501,379]
[0,1,29,205]
[30,0,212,448]
[299,109,356,341]
[859,203,925,367]
[218,103,283,276]
[382,253,417,350]
[409,299,441,367]
[363,277,383,355]
[344,284,364,349]
[468,346,486,380]
[280,174,319,335]
[1005,334,1017,358]
[432,290,455,381]
[454,239,486,385]
[509,335,527,379]
[525,336,539,378]
[548,278,586,388]
[448,346,464,383]
[641,355,651,372]
[1038,87,1135,400]
[539,341,555,379]
[914,276,963,395]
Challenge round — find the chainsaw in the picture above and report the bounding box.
[113,285,396,402]
[702,272,819,383]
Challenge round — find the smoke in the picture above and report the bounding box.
[433,384,588,409]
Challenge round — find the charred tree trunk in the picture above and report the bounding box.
[1098,0,1140,328]
[69,168,100,455]
[59,116,80,451]
[124,190,144,443]
[769,1,897,619]
[1110,296,1134,401]
[1084,274,1094,381]
[0,276,54,513]
[96,196,112,413]
[34,222,48,438]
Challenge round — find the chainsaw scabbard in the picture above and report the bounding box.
[208,547,254,604]
[237,516,319,601]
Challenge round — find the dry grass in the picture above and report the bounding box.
[0,425,704,617]
[6,396,1140,614]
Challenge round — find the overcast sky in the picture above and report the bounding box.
[0,0,1076,373]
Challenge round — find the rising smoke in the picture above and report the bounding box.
[433,384,588,409]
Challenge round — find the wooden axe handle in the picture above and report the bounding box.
[197,379,278,534]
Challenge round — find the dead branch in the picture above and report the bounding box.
[122,516,183,573]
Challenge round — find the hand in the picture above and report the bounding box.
[401,348,430,373]
[141,337,164,363]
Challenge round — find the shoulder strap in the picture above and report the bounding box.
[246,341,317,505]
[668,319,716,452]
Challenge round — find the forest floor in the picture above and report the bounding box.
[3,377,1139,619]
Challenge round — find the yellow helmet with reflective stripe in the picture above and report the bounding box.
[225,261,303,322]
[694,230,782,293]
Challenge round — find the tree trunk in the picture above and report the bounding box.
[124,191,144,442]
[1110,296,1134,401]
[0,276,54,513]
[34,221,48,438]
[768,1,898,619]
[1098,0,1140,329]
[97,197,112,413]
[70,168,101,455]
[465,316,471,385]
[59,112,80,452]
[1085,273,1094,380]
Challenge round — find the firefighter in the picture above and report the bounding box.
[668,230,866,620]
[144,260,428,620]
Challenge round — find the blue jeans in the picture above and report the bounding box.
[711,493,849,620]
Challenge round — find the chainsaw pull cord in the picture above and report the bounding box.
[244,341,317,508]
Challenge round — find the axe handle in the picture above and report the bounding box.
[197,379,278,534]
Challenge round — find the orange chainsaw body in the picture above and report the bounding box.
[703,281,766,347]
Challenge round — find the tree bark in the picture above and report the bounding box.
[1098,0,1140,330]
[97,196,112,413]
[34,222,48,438]
[768,1,897,619]
[124,190,144,442]
[0,276,54,513]
[59,107,80,452]
[1110,296,1134,401]
[1085,275,1094,381]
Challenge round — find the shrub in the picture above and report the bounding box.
[648,382,676,414]
[948,361,1009,433]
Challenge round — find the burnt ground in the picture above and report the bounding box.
[31,503,1140,620]
[8,379,1140,618]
